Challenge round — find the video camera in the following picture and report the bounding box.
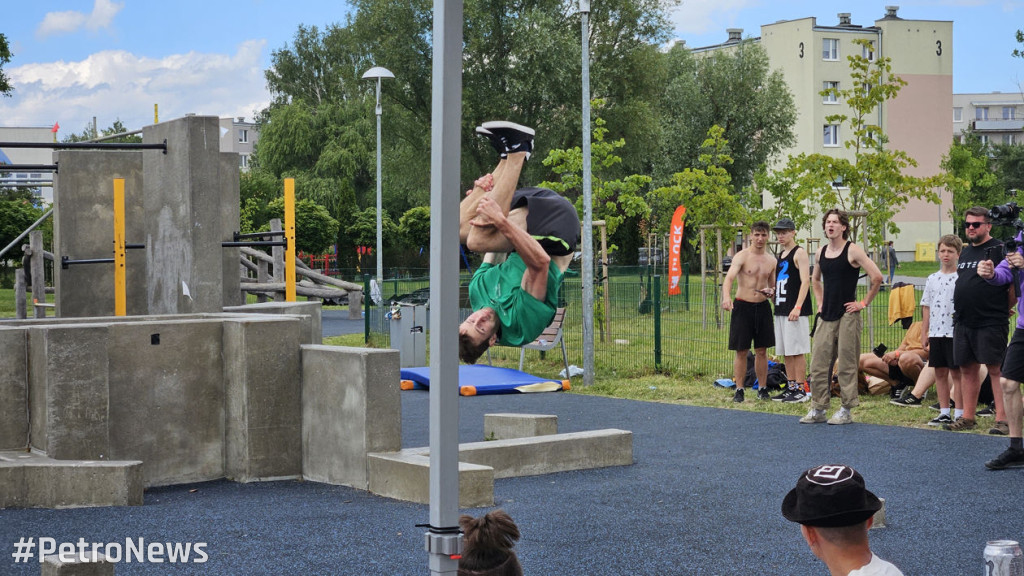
[985,201,1023,260]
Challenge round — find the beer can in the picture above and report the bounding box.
[984,540,1024,576]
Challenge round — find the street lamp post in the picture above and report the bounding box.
[579,0,594,387]
[362,66,395,288]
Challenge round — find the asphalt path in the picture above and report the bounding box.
[3,389,1023,575]
[321,308,366,337]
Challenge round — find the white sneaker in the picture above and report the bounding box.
[799,409,826,424]
[827,408,853,425]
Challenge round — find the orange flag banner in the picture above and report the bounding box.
[668,206,686,296]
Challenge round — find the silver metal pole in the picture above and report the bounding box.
[375,78,384,287]
[580,0,594,387]
[425,0,463,573]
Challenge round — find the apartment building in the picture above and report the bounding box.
[219,116,259,172]
[953,92,1024,146]
[693,7,954,256]
[0,126,56,203]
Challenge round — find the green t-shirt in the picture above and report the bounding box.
[468,253,562,346]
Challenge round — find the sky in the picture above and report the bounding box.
[1,0,1023,138]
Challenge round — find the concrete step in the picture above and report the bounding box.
[0,451,143,509]
[366,428,633,505]
[366,450,494,508]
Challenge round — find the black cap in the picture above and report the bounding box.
[781,465,882,527]
[772,218,796,231]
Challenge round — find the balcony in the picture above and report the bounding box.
[972,119,1024,132]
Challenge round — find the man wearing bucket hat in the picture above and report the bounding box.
[782,464,903,575]
[768,217,813,403]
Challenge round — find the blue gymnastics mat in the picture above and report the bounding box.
[399,365,570,396]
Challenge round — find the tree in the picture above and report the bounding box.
[538,109,651,259]
[649,125,748,244]
[766,39,940,247]
[1014,29,1024,59]
[0,189,51,284]
[0,33,12,97]
[345,207,398,252]
[63,119,142,143]
[656,40,796,193]
[940,134,1001,237]
[398,206,431,252]
[266,197,340,254]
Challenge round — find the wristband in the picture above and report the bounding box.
[860,299,867,309]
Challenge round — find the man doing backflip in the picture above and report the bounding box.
[801,209,883,425]
[721,221,777,402]
[458,122,581,364]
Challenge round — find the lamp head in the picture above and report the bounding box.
[361,66,395,80]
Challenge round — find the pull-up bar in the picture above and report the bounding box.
[0,140,167,153]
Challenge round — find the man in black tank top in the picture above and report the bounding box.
[800,210,883,425]
[770,218,813,403]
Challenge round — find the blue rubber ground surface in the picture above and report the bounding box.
[3,390,1023,575]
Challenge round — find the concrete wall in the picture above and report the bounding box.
[143,116,228,314]
[301,345,400,489]
[52,150,146,317]
[0,328,28,450]
[224,301,322,345]
[224,317,302,481]
[221,152,243,307]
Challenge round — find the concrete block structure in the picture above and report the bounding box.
[41,552,115,576]
[52,150,146,317]
[366,451,495,508]
[0,451,142,509]
[485,413,558,440]
[301,345,401,489]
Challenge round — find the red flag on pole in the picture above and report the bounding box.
[51,122,59,133]
[667,206,686,296]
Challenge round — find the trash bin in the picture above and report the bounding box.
[915,242,935,262]
[389,303,427,367]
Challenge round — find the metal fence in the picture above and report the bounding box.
[360,267,915,379]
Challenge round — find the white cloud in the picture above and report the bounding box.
[37,0,125,38]
[0,40,271,135]
[670,0,758,35]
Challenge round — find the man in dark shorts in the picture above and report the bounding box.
[979,232,1024,468]
[458,121,581,364]
[721,221,777,402]
[948,206,1011,433]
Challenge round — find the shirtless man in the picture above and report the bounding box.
[722,221,778,402]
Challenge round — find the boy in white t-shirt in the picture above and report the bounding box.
[890,235,961,426]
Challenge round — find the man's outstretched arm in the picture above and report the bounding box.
[472,196,550,300]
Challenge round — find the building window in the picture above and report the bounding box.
[238,129,248,143]
[239,154,249,169]
[1003,134,1015,145]
[862,41,875,61]
[1003,107,1016,120]
[977,107,989,121]
[822,81,839,104]
[953,107,963,122]
[823,38,839,61]
[980,134,990,146]
[824,124,840,147]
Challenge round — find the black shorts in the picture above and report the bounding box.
[928,337,955,369]
[953,323,1008,367]
[728,299,775,351]
[512,187,580,256]
[1001,327,1024,382]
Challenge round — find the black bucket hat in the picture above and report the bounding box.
[772,218,796,231]
[781,465,882,527]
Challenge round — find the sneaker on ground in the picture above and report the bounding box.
[930,400,954,411]
[799,409,826,424]
[733,388,744,403]
[475,126,507,158]
[927,413,952,427]
[827,409,853,425]
[890,393,923,407]
[989,420,1009,435]
[976,404,995,417]
[783,390,810,403]
[771,388,791,401]
[943,417,976,432]
[757,388,771,401]
[984,447,1024,470]
[479,121,534,159]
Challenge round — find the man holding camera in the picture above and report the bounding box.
[948,206,1011,433]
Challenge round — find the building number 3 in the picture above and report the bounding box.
[936,40,942,56]
[798,42,804,58]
